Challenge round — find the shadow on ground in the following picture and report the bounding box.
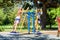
[0,33,60,40]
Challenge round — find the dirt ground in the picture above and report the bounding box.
[0,30,58,36]
[40,30,58,35]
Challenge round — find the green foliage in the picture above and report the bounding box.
[0,8,5,25]
[56,7,60,16]
[22,2,33,10]
[0,0,14,7]
[47,7,60,25]
[0,26,4,32]
[8,7,18,24]
[0,5,18,25]
[7,1,14,7]
[4,7,18,25]
[0,0,3,3]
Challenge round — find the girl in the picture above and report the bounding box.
[35,8,43,34]
[56,16,60,37]
[11,8,23,33]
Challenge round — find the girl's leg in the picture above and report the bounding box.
[57,30,59,37]
[57,23,60,37]
[12,23,15,31]
[12,21,18,32]
[35,16,38,32]
[14,23,18,32]
[12,23,18,32]
[35,19,38,32]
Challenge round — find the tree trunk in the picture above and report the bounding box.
[41,3,47,29]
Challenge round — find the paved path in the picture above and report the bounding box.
[0,31,60,40]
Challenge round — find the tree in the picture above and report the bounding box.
[34,0,58,29]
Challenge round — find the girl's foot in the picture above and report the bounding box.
[36,31,42,35]
[11,31,17,33]
[28,32,30,34]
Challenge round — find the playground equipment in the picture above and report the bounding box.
[20,9,28,32]
[35,9,43,32]
[20,14,27,32]
[27,9,35,34]
[20,8,42,34]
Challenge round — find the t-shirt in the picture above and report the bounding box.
[37,12,41,19]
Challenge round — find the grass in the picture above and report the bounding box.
[0,25,58,32]
[0,25,33,32]
[46,25,58,28]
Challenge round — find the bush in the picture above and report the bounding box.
[0,26,4,32]
[22,2,33,10]
[0,5,18,25]
[0,8,5,25]
[47,7,60,25]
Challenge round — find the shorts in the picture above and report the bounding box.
[38,15,40,19]
[14,18,20,24]
[38,19,40,23]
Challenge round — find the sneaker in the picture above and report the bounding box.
[36,31,42,35]
[11,31,17,33]
[28,32,30,34]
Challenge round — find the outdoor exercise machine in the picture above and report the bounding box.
[20,9,28,32]
[27,9,35,34]
[20,8,43,34]
[35,8,43,33]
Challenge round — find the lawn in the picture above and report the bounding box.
[0,25,58,32]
